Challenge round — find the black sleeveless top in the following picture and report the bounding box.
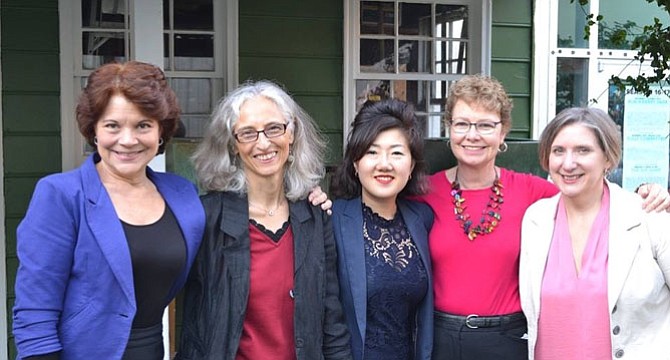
[122,205,186,328]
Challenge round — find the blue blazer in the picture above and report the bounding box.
[332,197,434,360]
[13,154,205,359]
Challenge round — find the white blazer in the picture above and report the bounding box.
[519,181,670,360]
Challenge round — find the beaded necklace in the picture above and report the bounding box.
[450,169,504,241]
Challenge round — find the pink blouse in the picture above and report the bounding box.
[536,185,612,359]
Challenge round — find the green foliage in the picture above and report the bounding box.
[571,0,670,96]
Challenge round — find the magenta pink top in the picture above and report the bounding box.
[536,185,612,359]
[419,168,558,315]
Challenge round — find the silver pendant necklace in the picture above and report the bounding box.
[249,200,284,216]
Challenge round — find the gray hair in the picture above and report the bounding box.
[192,80,326,200]
[538,107,622,171]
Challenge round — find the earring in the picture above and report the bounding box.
[158,138,164,146]
[498,142,509,153]
[93,137,98,146]
[288,149,295,163]
[230,155,238,172]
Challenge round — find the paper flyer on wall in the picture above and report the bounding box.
[621,87,670,191]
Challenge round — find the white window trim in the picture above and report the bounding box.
[59,0,79,171]
[343,0,491,144]
[532,0,553,139]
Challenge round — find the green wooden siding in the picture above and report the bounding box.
[1,0,62,357]
[491,0,534,139]
[239,0,344,165]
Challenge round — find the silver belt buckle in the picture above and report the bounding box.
[465,314,479,329]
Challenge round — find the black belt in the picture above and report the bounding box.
[434,311,526,329]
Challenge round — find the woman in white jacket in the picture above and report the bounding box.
[519,107,670,360]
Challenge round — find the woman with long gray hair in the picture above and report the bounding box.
[177,80,352,360]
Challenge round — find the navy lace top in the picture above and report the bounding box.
[362,204,428,360]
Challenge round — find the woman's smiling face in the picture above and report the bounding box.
[448,99,506,171]
[94,94,160,181]
[233,96,294,184]
[549,123,611,200]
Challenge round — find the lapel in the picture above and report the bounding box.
[220,191,252,241]
[150,169,205,299]
[606,183,641,312]
[339,198,368,342]
[526,195,559,316]
[397,200,431,274]
[289,200,313,275]
[81,154,135,305]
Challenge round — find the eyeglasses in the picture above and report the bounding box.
[450,120,502,135]
[234,123,288,143]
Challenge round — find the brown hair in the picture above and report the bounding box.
[76,61,180,154]
[445,74,513,133]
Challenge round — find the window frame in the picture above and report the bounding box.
[343,0,491,143]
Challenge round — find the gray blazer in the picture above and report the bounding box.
[178,191,352,360]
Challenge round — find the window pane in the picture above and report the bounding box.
[361,1,394,35]
[399,40,431,73]
[415,115,429,137]
[426,114,445,138]
[82,31,126,69]
[174,0,213,30]
[558,0,589,48]
[171,78,212,138]
[399,2,431,36]
[428,79,449,137]
[435,41,467,74]
[360,39,395,73]
[163,0,170,30]
[436,5,467,39]
[356,80,391,111]
[430,80,449,114]
[174,34,214,71]
[163,34,171,70]
[392,80,429,110]
[556,58,589,113]
[81,0,126,29]
[598,0,668,49]
[434,5,468,74]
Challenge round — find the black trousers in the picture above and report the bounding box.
[122,323,164,360]
[432,311,528,360]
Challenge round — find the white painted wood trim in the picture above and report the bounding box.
[225,0,239,92]
[59,0,79,171]
[532,0,552,139]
